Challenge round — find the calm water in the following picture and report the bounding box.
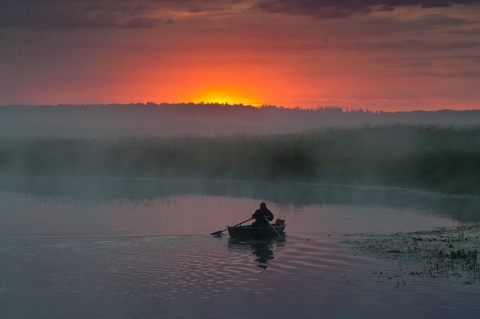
[1,177,480,318]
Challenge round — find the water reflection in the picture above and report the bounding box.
[1,176,480,223]
[228,237,286,269]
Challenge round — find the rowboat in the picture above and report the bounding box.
[227,224,286,239]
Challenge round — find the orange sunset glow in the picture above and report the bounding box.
[191,90,262,106]
[1,1,479,111]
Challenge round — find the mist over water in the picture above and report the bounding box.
[2,105,480,318]
[2,104,480,194]
[2,128,480,194]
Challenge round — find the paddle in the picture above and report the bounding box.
[210,218,254,236]
[265,217,282,237]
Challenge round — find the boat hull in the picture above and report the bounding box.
[227,225,286,239]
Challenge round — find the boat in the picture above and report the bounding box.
[227,224,286,239]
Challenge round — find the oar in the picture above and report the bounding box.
[210,218,254,236]
[265,217,282,237]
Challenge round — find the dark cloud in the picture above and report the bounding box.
[414,14,469,28]
[255,0,480,18]
[1,0,478,30]
[451,54,480,63]
[121,17,161,29]
[416,68,480,78]
[0,0,125,29]
[356,14,470,36]
[0,0,242,30]
[255,0,373,18]
[450,28,480,35]
[344,38,480,51]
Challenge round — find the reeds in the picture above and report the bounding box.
[1,125,480,194]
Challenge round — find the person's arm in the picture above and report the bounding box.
[267,210,274,221]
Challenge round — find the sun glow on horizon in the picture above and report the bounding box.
[190,90,262,107]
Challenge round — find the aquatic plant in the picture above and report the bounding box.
[437,249,477,261]
[348,225,480,284]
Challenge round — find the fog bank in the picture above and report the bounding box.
[1,126,480,194]
[1,104,480,139]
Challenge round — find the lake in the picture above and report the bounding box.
[1,177,480,319]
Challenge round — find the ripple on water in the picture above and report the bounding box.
[1,234,480,319]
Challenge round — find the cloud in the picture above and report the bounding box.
[121,17,161,29]
[411,14,469,28]
[0,0,122,30]
[0,0,243,30]
[450,28,480,35]
[342,38,480,51]
[416,68,480,78]
[254,0,480,18]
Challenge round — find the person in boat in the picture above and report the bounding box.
[251,202,274,228]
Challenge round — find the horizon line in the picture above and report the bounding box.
[0,102,478,113]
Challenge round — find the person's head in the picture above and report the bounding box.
[260,202,266,208]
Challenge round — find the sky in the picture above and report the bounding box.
[1,0,479,111]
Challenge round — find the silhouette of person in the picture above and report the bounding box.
[251,202,274,228]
